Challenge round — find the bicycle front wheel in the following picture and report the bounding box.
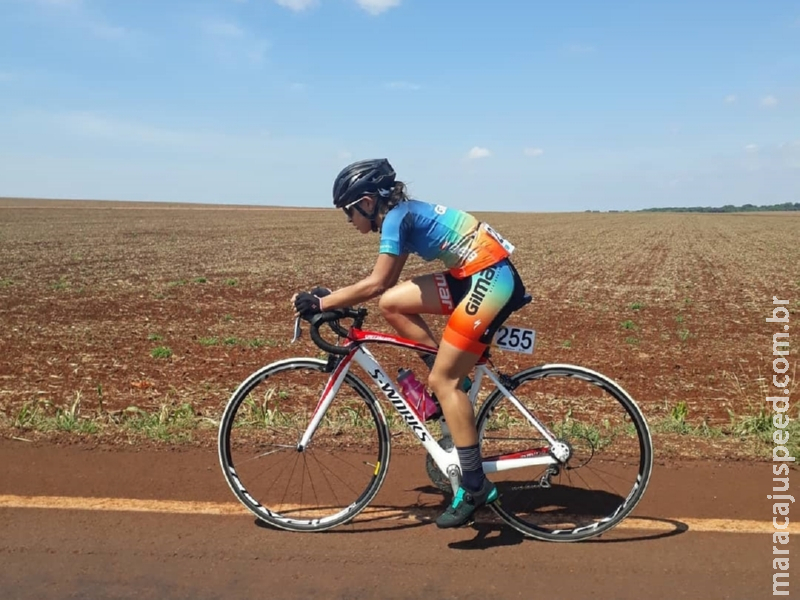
[477,364,653,542]
[218,358,391,532]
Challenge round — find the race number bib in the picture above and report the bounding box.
[482,224,516,254]
[493,325,535,354]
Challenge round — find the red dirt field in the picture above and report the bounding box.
[1,198,797,458]
[1,198,797,599]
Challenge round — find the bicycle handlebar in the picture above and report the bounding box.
[307,308,365,356]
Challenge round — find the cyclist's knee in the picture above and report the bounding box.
[427,369,459,400]
[377,288,399,317]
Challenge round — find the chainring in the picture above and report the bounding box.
[425,435,455,494]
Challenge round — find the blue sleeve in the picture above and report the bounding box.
[379,205,406,255]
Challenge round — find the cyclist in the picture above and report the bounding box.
[292,158,527,528]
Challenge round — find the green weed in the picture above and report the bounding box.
[122,403,200,442]
[151,346,173,359]
[51,276,70,290]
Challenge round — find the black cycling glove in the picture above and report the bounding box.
[294,287,331,319]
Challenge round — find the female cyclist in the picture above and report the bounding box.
[292,158,528,528]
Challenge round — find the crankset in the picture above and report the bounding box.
[425,435,455,494]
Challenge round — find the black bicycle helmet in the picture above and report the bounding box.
[332,158,396,209]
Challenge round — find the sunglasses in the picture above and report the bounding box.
[341,197,364,218]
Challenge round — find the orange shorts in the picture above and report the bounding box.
[433,259,526,354]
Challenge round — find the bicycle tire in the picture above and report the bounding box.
[477,363,653,542]
[218,357,392,532]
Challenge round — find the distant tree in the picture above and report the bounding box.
[638,202,800,213]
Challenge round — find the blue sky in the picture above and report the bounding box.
[0,0,798,211]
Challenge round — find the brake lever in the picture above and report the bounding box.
[291,315,302,343]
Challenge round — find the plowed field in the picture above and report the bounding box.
[1,198,797,459]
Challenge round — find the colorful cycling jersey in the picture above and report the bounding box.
[379,200,515,279]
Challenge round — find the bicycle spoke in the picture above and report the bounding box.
[477,364,652,541]
[219,359,391,531]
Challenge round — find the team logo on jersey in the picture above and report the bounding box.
[433,273,455,313]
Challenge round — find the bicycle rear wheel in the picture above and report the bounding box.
[218,358,391,532]
[477,364,653,542]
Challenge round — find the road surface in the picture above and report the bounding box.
[0,440,791,599]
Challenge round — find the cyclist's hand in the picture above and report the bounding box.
[294,291,323,319]
[310,286,331,298]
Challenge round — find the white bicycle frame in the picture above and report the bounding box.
[297,342,561,486]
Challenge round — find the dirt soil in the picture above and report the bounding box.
[0,199,798,459]
[1,199,797,598]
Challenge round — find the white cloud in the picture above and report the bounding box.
[384,81,420,90]
[724,94,737,104]
[275,0,319,11]
[565,43,596,54]
[53,111,195,147]
[668,177,694,188]
[202,18,245,38]
[523,147,544,157]
[467,146,491,160]
[89,22,129,40]
[744,144,759,153]
[25,0,135,42]
[338,150,353,160]
[28,0,83,7]
[41,110,278,153]
[200,18,269,65]
[356,0,401,16]
[246,40,269,63]
[761,95,779,108]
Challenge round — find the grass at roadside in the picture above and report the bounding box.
[648,400,798,461]
[5,394,217,444]
[2,393,796,461]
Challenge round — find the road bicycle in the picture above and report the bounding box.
[218,296,653,542]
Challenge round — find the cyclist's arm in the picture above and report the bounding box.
[320,252,408,310]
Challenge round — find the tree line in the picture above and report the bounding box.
[638,202,800,213]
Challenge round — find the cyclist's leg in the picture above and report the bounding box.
[430,260,525,527]
[427,340,483,447]
[378,273,467,359]
[430,259,522,417]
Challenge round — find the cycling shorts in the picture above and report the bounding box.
[433,258,527,354]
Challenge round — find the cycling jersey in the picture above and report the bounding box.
[379,200,515,279]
